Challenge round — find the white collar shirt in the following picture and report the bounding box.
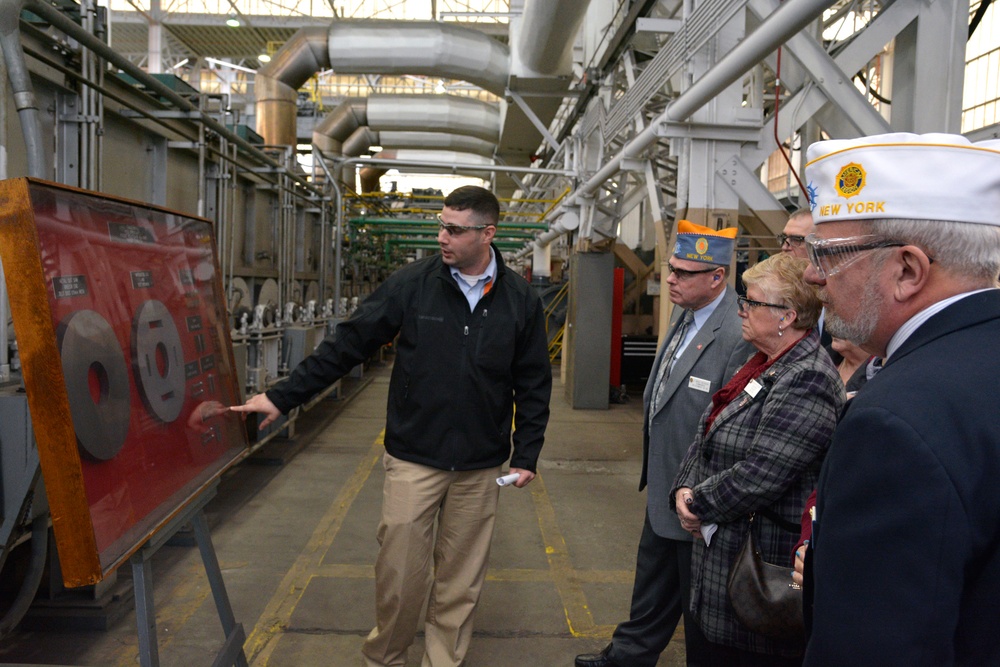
[450,247,497,311]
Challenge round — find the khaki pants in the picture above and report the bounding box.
[362,452,501,667]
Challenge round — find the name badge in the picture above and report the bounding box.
[688,376,711,393]
[744,379,763,398]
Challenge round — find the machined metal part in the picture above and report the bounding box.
[58,309,131,461]
[131,300,186,423]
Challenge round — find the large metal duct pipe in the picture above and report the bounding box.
[256,26,331,147]
[342,129,497,159]
[516,0,593,76]
[314,95,501,156]
[368,95,500,142]
[358,149,495,192]
[377,132,496,158]
[313,97,367,154]
[258,21,510,145]
[327,20,509,96]
[342,126,381,157]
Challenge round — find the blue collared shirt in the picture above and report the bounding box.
[670,287,728,369]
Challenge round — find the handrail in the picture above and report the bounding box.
[542,282,569,336]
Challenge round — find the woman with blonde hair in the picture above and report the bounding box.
[672,253,844,665]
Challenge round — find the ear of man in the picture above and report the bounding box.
[891,246,934,304]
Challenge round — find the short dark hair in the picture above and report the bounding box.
[444,186,500,226]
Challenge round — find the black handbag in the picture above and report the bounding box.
[726,513,804,640]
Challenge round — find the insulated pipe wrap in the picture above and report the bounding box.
[366,95,500,143]
[516,0,593,76]
[327,20,509,96]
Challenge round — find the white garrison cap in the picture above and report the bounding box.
[804,133,1000,226]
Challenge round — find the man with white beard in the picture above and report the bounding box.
[800,133,1000,666]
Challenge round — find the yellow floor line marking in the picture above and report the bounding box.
[244,432,383,665]
[308,563,633,585]
[530,472,607,639]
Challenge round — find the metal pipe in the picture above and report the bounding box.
[313,147,343,312]
[0,0,46,178]
[337,156,575,177]
[93,0,105,191]
[347,218,550,230]
[197,96,206,217]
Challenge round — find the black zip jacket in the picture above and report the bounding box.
[266,247,552,472]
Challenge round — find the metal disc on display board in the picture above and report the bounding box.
[58,309,131,461]
[131,300,186,423]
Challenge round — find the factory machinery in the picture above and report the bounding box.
[0,0,985,653]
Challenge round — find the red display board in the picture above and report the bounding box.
[0,178,248,586]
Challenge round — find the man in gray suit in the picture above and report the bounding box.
[576,220,752,667]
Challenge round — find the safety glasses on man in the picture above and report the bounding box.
[805,234,905,279]
[436,213,490,236]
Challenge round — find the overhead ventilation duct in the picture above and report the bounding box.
[515,0,592,76]
[255,5,593,196]
[367,95,500,142]
[257,20,510,146]
[376,132,496,158]
[327,20,509,95]
[313,95,501,158]
[256,26,331,147]
[339,128,497,159]
[312,97,367,154]
[358,150,495,192]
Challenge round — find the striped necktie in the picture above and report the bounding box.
[650,310,693,416]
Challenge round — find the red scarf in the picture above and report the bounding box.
[703,331,809,433]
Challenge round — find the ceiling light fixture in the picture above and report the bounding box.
[369,145,383,152]
[225,14,240,27]
[258,53,271,63]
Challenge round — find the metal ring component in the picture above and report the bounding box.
[58,310,131,461]
[131,300,186,423]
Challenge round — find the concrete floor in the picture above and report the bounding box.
[0,361,688,666]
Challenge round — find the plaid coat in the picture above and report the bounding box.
[673,328,843,655]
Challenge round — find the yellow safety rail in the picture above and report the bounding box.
[543,282,569,362]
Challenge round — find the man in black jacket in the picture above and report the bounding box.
[232,186,552,667]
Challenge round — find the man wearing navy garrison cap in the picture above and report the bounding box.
[801,133,1000,666]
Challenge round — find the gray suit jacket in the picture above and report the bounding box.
[642,287,752,540]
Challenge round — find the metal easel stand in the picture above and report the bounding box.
[129,483,248,667]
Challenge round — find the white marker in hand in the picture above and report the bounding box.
[496,472,520,487]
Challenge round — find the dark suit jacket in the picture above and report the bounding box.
[805,290,1000,666]
[641,288,752,540]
